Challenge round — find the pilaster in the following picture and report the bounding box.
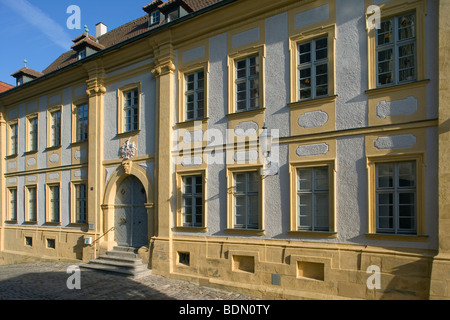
[0,112,5,251]
[151,38,176,274]
[85,62,106,258]
[430,0,450,300]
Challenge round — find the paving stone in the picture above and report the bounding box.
[0,262,259,300]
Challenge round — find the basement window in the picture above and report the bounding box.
[46,238,56,249]
[178,252,190,266]
[25,237,33,247]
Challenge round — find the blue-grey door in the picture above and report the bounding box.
[114,176,148,247]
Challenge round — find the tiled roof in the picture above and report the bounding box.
[0,81,13,93]
[42,0,222,75]
[11,67,44,79]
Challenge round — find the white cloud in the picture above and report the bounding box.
[1,0,72,50]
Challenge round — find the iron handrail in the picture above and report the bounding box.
[90,227,115,247]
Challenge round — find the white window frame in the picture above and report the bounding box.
[233,171,259,229]
[28,116,38,152]
[235,55,260,112]
[27,186,37,223]
[185,70,205,121]
[75,183,87,224]
[298,36,329,101]
[297,166,330,232]
[182,175,203,228]
[9,122,18,156]
[50,110,61,147]
[48,184,60,223]
[76,103,89,142]
[376,12,417,87]
[123,89,139,133]
[9,188,17,222]
[375,161,417,235]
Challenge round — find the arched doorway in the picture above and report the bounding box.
[114,175,148,247]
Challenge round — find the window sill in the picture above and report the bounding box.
[68,223,89,230]
[173,226,207,233]
[45,145,61,152]
[4,220,18,225]
[288,231,338,238]
[70,140,88,147]
[365,233,429,242]
[44,222,62,227]
[23,221,38,225]
[24,150,38,156]
[225,228,265,236]
[226,108,265,120]
[5,154,18,160]
[365,79,430,96]
[176,118,209,128]
[116,130,141,139]
[288,95,338,110]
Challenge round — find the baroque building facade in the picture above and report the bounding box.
[0,0,449,300]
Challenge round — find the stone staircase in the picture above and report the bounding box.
[81,246,152,279]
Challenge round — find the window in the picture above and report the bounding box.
[17,77,23,86]
[185,70,205,121]
[27,186,37,223]
[297,167,329,231]
[78,49,86,61]
[298,37,329,100]
[123,89,139,133]
[9,188,17,221]
[233,171,259,229]
[182,176,203,227]
[75,184,87,224]
[50,110,61,147]
[27,116,38,152]
[9,123,18,155]
[235,55,260,112]
[375,161,416,234]
[376,12,416,87]
[150,11,160,25]
[76,104,89,142]
[48,185,60,223]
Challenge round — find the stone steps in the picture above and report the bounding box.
[81,246,151,279]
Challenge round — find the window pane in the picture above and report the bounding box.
[377,163,394,188]
[248,172,259,193]
[398,161,416,188]
[315,193,329,231]
[315,167,329,191]
[398,13,416,40]
[235,173,246,193]
[299,194,312,230]
[377,20,393,45]
[298,168,312,191]
[248,195,259,228]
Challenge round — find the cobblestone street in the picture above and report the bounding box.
[0,262,259,301]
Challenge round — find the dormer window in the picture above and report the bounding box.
[71,29,105,61]
[16,77,23,86]
[78,49,86,61]
[150,11,160,25]
[167,9,179,22]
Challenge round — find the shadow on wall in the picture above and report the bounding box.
[375,257,433,300]
[0,267,174,300]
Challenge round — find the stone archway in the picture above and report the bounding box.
[101,162,155,253]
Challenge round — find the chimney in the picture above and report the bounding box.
[96,22,107,37]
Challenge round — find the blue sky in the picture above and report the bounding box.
[0,0,152,85]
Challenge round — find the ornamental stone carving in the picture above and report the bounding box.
[119,138,137,160]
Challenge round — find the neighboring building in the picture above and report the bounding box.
[0,0,449,300]
[0,82,13,93]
